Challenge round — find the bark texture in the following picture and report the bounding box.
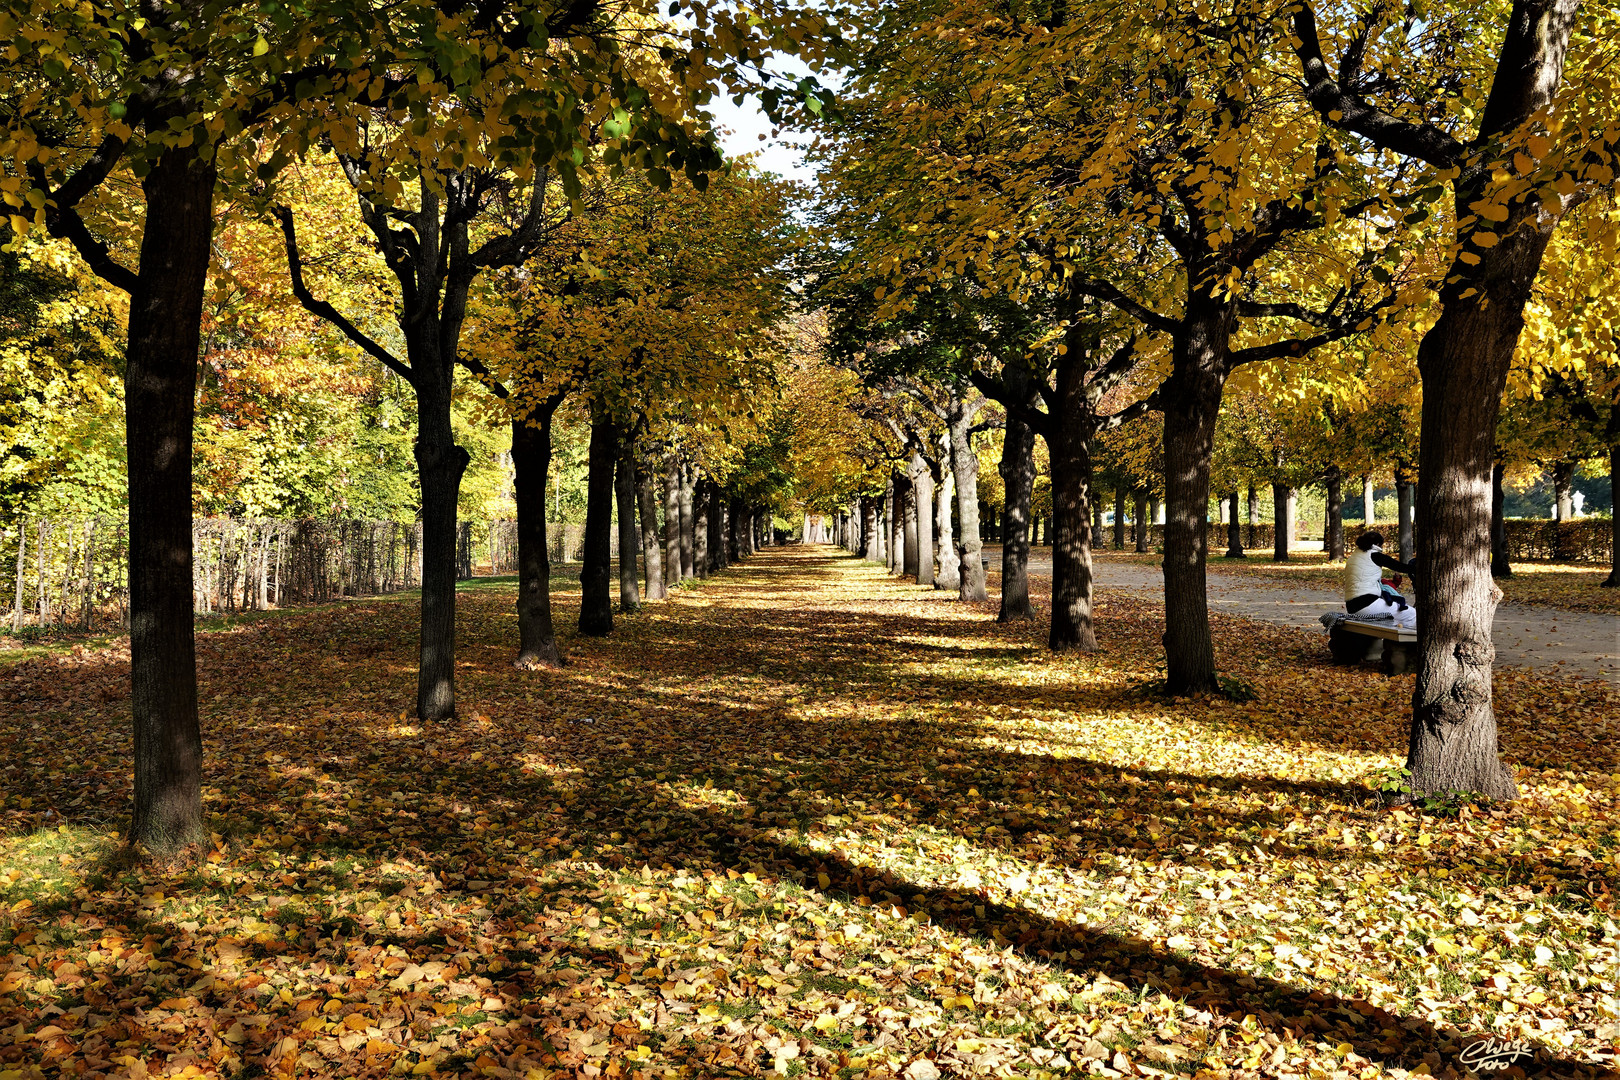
[678,465,696,580]
[1159,311,1231,694]
[912,454,935,587]
[127,147,214,852]
[1225,492,1244,558]
[615,432,640,612]
[1396,468,1415,564]
[578,411,616,636]
[664,458,682,587]
[948,395,988,602]
[1047,375,1097,651]
[637,452,666,601]
[694,479,710,579]
[512,411,564,669]
[936,465,959,590]
[997,368,1037,621]
[902,474,919,578]
[1490,458,1512,579]
[1272,482,1291,562]
[1325,467,1344,560]
[1605,446,1620,587]
[1551,459,1574,521]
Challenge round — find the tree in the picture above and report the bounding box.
[819,0,1399,692]
[1,0,417,850]
[492,164,795,634]
[1294,0,1619,797]
[971,294,1155,649]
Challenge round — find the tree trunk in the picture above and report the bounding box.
[730,496,746,561]
[1490,457,1512,579]
[710,486,726,570]
[1325,467,1344,560]
[678,464,696,579]
[512,412,564,667]
[414,388,471,721]
[1225,491,1243,558]
[1396,465,1416,563]
[902,475,919,579]
[1132,491,1149,553]
[1363,474,1376,528]
[616,432,641,612]
[11,517,24,633]
[1272,482,1291,561]
[936,461,959,590]
[1603,444,1620,587]
[1113,488,1126,550]
[1047,370,1097,651]
[1159,314,1230,695]
[637,451,666,601]
[578,411,616,636]
[948,399,987,602]
[912,454,935,587]
[694,478,711,579]
[664,458,682,586]
[885,474,900,574]
[1408,299,1530,800]
[1245,483,1258,548]
[127,147,215,851]
[998,376,1036,621]
[1551,458,1574,521]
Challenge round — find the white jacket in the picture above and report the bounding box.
[1344,545,1387,601]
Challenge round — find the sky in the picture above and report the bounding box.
[709,99,814,184]
[703,72,822,188]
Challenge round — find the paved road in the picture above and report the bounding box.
[984,546,1619,683]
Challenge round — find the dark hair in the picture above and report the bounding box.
[1357,531,1385,551]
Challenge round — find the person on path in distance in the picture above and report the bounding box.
[1344,530,1417,629]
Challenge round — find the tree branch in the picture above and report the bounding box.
[1070,276,1180,335]
[1293,4,1463,169]
[1099,392,1159,431]
[456,354,509,399]
[273,205,414,385]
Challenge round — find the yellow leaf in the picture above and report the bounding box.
[813,1014,838,1031]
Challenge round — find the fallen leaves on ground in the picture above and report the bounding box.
[2,549,1619,1079]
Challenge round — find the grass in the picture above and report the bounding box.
[1,548,1618,1079]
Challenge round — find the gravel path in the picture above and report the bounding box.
[983,546,1619,683]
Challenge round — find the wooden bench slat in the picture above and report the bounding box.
[1342,620,1417,643]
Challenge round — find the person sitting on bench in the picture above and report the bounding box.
[1345,531,1417,629]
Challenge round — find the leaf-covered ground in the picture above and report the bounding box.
[2,548,1619,1080]
[1104,550,1620,616]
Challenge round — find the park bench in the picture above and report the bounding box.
[1326,618,1417,675]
